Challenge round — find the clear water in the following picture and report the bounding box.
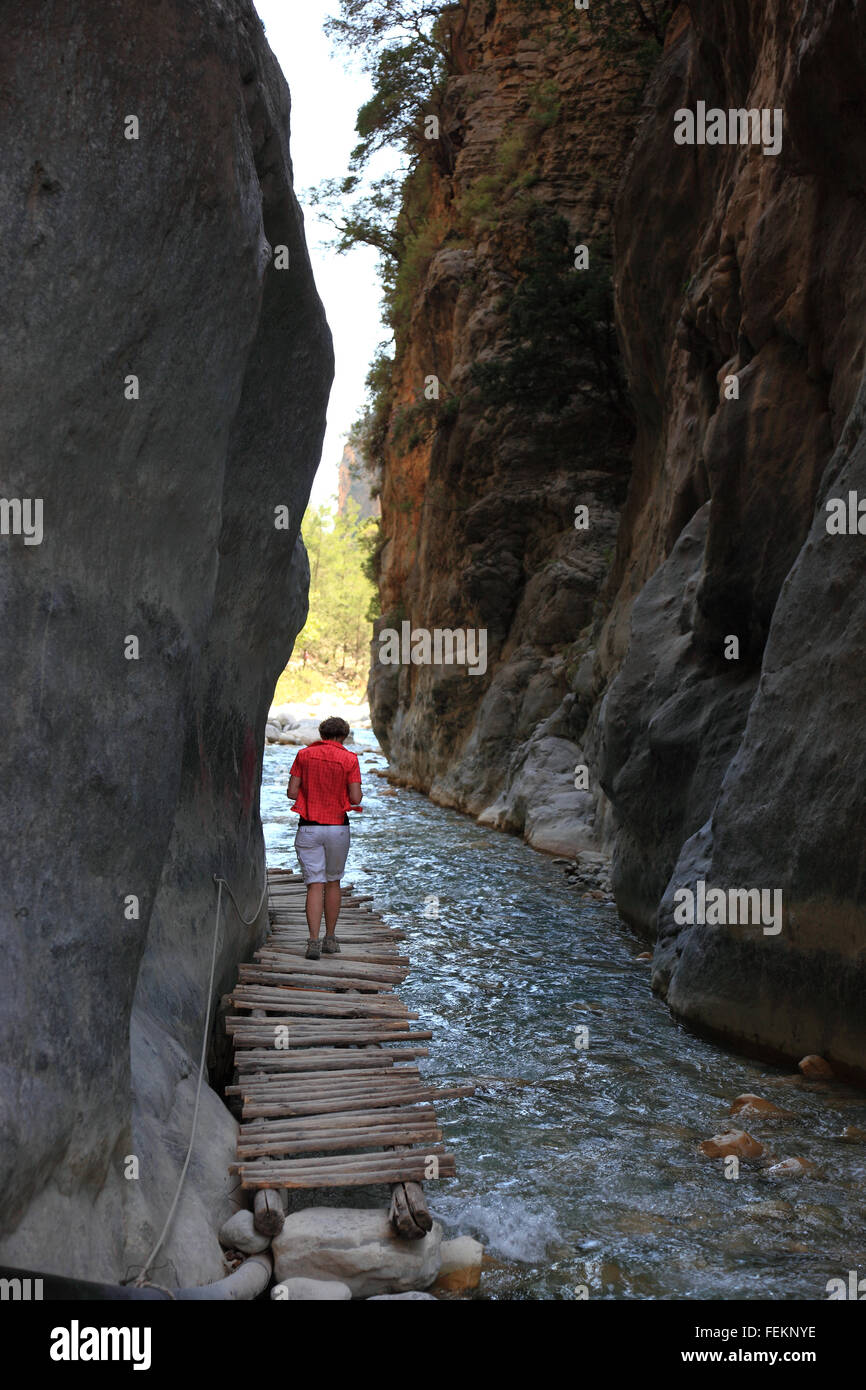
[261,733,866,1301]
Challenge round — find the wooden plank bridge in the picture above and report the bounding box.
[226,867,474,1238]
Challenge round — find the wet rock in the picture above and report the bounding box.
[739,1200,794,1222]
[798,1056,834,1080]
[841,1126,866,1142]
[729,1094,791,1119]
[272,1207,442,1299]
[218,1210,272,1256]
[699,1130,764,1159]
[635,952,653,962]
[431,1236,484,1293]
[767,1157,818,1178]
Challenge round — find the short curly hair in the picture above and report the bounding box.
[319,716,351,741]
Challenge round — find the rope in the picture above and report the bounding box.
[134,869,268,1286]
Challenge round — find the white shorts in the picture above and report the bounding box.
[294,824,351,884]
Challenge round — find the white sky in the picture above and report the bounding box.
[253,0,393,508]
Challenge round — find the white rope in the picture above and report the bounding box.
[134,870,267,1286]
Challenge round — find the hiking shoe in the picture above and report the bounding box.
[305,939,321,961]
[322,935,341,954]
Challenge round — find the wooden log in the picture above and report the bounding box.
[238,1154,456,1190]
[386,1142,433,1238]
[389,1182,425,1241]
[253,1187,285,1237]
[232,1028,433,1048]
[227,1071,421,1097]
[239,1105,437,1136]
[231,1072,422,1097]
[236,968,403,995]
[234,1047,429,1072]
[242,1083,473,1119]
[237,1125,443,1159]
[228,1064,411,1092]
[239,1106,439,1139]
[403,1183,433,1233]
[239,1146,450,1176]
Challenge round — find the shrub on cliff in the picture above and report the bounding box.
[470,206,627,416]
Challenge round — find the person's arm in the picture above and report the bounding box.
[287,752,302,801]
[347,752,362,807]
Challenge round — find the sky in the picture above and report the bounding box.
[253,0,393,508]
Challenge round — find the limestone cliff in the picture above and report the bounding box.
[370,0,866,1073]
[368,0,642,857]
[0,0,332,1281]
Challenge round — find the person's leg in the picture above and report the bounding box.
[294,828,327,957]
[305,882,324,939]
[321,826,351,953]
[324,880,342,935]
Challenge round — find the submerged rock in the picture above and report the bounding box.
[798,1056,834,1080]
[699,1131,764,1160]
[729,1094,791,1119]
[431,1236,484,1293]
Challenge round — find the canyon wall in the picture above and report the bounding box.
[368,0,641,858]
[0,0,332,1281]
[370,0,866,1072]
[595,0,866,1071]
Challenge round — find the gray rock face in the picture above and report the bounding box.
[655,403,866,1070]
[272,1207,442,1298]
[0,0,332,1282]
[594,0,866,1067]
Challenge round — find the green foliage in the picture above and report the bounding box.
[349,344,396,469]
[391,390,460,454]
[294,500,380,688]
[457,81,562,234]
[470,205,627,415]
[514,0,670,79]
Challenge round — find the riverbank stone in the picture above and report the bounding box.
[271,1277,352,1301]
[218,1210,272,1256]
[272,1207,443,1298]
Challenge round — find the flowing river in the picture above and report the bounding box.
[261,733,866,1301]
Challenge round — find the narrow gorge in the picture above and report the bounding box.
[366,0,866,1077]
[2,0,865,1314]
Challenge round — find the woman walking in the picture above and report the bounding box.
[286,716,363,959]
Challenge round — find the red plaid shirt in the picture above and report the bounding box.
[289,740,361,824]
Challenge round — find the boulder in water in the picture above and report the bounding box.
[431,1236,484,1293]
[729,1094,790,1118]
[699,1130,764,1159]
[798,1055,834,1079]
